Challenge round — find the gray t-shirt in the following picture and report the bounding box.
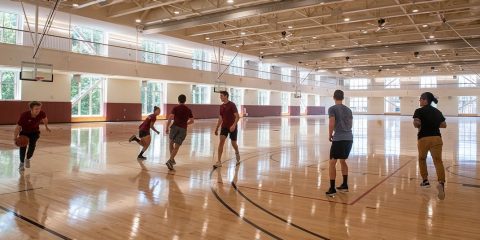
[328,104,353,141]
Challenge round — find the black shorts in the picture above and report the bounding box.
[139,130,150,138]
[220,127,238,141]
[330,140,353,160]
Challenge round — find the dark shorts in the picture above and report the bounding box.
[139,130,150,138]
[330,140,353,160]
[220,127,238,141]
[169,125,187,145]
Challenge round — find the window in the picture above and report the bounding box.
[314,95,320,106]
[458,121,476,162]
[384,77,400,89]
[459,75,478,88]
[385,119,400,155]
[141,40,166,65]
[281,92,290,114]
[0,11,19,44]
[348,78,369,90]
[352,117,367,155]
[228,57,243,76]
[281,68,292,82]
[192,85,210,104]
[349,97,367,113]
[258,63,271,79]
[72,26,106,56]
[141,81,164,115]
[192,49,211,71]
[420,76,436,88]
[300,94,307,114]
[230,88,244,107]
[71,75,105,116]
[258,90,270,105]
[299,71,310,85]
[0,70,20,100]
[458,96,477,114]
[385,96,400,113]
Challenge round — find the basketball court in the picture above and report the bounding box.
[0,0,480,239]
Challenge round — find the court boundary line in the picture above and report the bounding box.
[0,205,72,240]
[0,187,43,196]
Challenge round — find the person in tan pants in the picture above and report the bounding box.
[413,92,447,200]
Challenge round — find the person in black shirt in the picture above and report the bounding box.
[413,92,447,200]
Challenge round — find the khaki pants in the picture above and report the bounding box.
[417,136,445,182]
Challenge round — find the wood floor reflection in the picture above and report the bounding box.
[0,115,479,239]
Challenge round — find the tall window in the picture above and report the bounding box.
[300,94,307,114]
[141,81,164,115]
[142,40,166,65]
[281,92,290,114]
[281,68,292,82]
[72,26,106,56]
[230,88,244,107]
[458,121,477,162]
[352,117,367,155]
[258,90,270,105]
[0,70,20,100]
[192,49,211,71]
[258,63,271,79]
[71,76,105,116]
[384,119,400,155]
[0,11,19,44]
[459,75,478,88]
[385,96,400,113]
[385,77,400,88]
[458,96,477,114]
[420,76,436,88]
[349,97,367,113]
[228,57,243,76]
[348,78,369,90]
[192,85,210,104]
[299,71,310,85]
[314,95,320,106]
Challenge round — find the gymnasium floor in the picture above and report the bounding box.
[0,115,479,240]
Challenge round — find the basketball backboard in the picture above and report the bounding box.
[20,61,53,82]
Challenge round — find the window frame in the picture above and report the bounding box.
[71,75,105,117]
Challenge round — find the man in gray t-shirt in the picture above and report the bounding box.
[326,90,353,197]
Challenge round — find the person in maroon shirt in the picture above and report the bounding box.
[13,101,51,171]
[165,94,194,170]
[129,106,160,160]
[214,91,240,168]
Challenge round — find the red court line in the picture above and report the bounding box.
[348,160,412,205]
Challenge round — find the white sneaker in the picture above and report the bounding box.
[437,183,445,200]
[19,163,25,172]
[213,161,222,168]
[25,159,31,168]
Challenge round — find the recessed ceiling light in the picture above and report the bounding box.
[429,35,435,39]
[288,26,293,29]
[412,9,419,13]
[72,3,79,7]
[393,51,398,54]
[442,54,446,57]
[235,45,240,48]
[291,48,295,51]
[331,44,335,47]
[135,19,142,23]
[377,40,382,43]
[385,45,389,48]
[312,36,317,39]
[227,0,234,3]
[344,18,350,22]
[268,41,273,43]
[422,24,428,28]
[260,51,264,54]
[240,32,246,35]
[174,11,180,15]
[205,37,210,40]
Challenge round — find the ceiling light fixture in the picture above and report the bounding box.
[412,9,419,13]
[174,11,180,15]
[312,36,317,39]
[205,37,210,40]
[72,3,79,7]
[331,44,335,47]
[240,32,246,35]
[260,51,264,54]
[135,19,142,23]
[344,18,350,22]
[429,35,435,39]
[227,0,234,3]
[422,24,428,28]
[288,26,293,29]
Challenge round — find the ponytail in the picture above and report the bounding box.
[420,92,438,105]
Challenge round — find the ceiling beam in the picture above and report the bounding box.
[143,0,350,34]
[108,0,186,18]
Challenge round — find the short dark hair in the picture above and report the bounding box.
[333,90,344,100]
[220,91,229,98]
[153,106,160,112]
[29,101,42,109]
[178,94,186,103]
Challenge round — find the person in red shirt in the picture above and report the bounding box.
[129,106,160,160]
[13,101,51,171]
[165,94,194,170]
[214,91,240,168]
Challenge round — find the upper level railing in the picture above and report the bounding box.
[0,26,339,88]
[343,81,480,91]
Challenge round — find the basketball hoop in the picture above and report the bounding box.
[35,76,45,82]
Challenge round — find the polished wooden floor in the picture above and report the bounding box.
[0,115,479,240]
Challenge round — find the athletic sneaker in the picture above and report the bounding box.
[336,184,349,192]
[213,161,222,168]
[420,179,431,188]
[171,159,176,165]
[137,156,147,160]
[25,159,31,168]
[325,188,336,197]
[437,183,445,200]
[166,160,174,171]
[19,163,25,172]
[129,135,137,143]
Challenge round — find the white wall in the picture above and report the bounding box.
[400,97,418,116]
[106,78,141,103]
[243,89,258,105]
[166,83,191,104]
[270,91,281,106]
[21,74,70,102]
[368,97,384,115]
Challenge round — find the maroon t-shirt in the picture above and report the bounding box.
[220,101,238,128]
[17,111,46,133]
[171,105,193,129]
[139,114,157,132]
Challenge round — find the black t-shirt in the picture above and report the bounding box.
[413,105,446,139]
